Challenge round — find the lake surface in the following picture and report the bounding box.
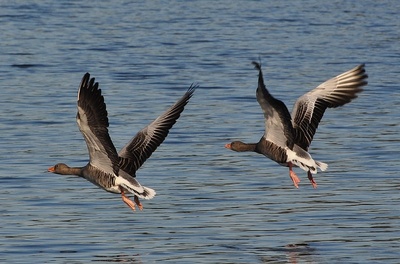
[0,0,399,263]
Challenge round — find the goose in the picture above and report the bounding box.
[48,73,196,211]
[225,62,367,188]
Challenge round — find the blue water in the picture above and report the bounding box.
[0,0,399,263]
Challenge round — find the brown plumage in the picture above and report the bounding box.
[226,62,367,188]
[48,73,196,211]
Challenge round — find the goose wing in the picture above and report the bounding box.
[291,64,367,150]
[76,73,119,175]
[118,84,197,176]
[253,62,294,149]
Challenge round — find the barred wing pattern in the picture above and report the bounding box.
[118,84,197,176]
[291,64,367,151]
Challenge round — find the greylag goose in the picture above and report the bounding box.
[225,62,367,188]
[48,73,196,211]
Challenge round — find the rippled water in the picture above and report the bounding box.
[1,0,399,263]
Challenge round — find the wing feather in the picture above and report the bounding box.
[291,64,368,150]
[76,73,119,175]
[253,61,294,149]
[118,84,197,176]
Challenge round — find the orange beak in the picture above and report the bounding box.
[47,166,55,173]
[224,143,231,149]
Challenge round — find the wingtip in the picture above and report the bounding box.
[186,83,198,96]
[80,72,90,87]
[80,72,97,89]
[355,63,368,86]
[252,61,262,71]
[354,63,366,73]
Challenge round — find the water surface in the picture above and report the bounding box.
[0,1,399,263]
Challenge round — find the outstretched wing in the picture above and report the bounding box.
[76,73,119,175]
[118,84,197,176]
[253,61,294,150]
[291,64,368,150]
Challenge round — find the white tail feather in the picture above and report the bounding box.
[316,161,328,171]
[142,186,156,200]
[286,147,328,174]
[116,176,156,200]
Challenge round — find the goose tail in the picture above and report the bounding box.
[287,146,328,174]
[316,161,328,172]
[117,175,156,200]
[141,186,156,200]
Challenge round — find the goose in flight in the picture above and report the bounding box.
[48,73,196,211]
[225,62,367,188]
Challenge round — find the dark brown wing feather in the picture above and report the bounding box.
[77,73,119,175]
[118,84,197,176]
[253,61,295,150]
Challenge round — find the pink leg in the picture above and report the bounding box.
[120,188,137,212]
[307,171,318,189]
[288,163,300,188]
[134,196,143,211]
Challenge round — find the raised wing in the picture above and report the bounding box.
[76,73,119,175]
[291,64,368,150]
[118,84,197,176]
[253,61,294,149]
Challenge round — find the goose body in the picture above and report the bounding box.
[225,62,367,188]
[48,73,196,211]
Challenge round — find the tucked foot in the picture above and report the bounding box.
[288,163,300,188]
[307,171,318,189]
[134,196,143,211]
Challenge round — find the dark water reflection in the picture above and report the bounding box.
[1,0,399,263]
[93,254,142,263]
